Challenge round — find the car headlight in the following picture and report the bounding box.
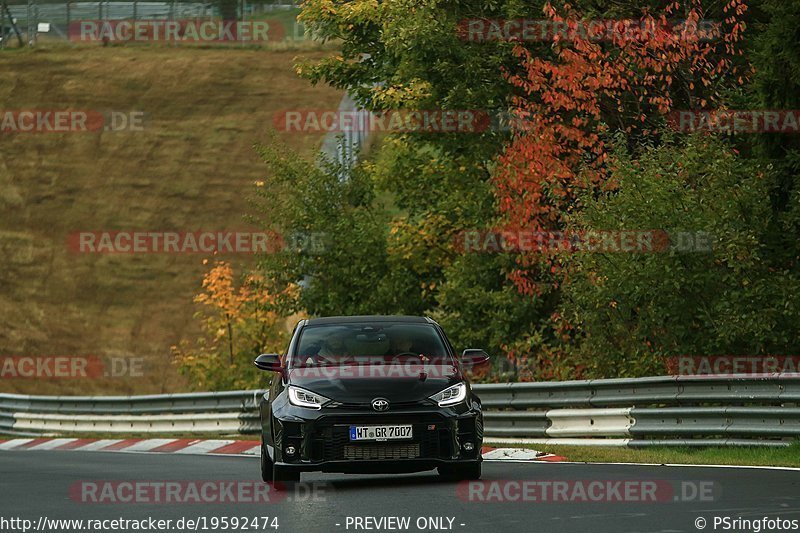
[429,382,467,407]
[287,386,332,410]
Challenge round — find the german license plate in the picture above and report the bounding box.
[349,424,413,441]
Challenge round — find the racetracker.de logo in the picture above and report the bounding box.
[288,362,458,380]
[0,110,144,134]
[455,230,713,254]
[666,355,800,376]
[69,481,329,504]
[68,231,286,254]
[69,20,284,43]
[457,480,718,503]
[669,110,800,134]
[273,110,492,134]
[457,18,721,42]
[70,481,287,504]
[0,356,144,379]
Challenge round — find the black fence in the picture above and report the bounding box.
[0,0,304,46]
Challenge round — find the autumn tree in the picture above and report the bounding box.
[491,0,748,377]
[257,0,763,380]
[495,0,748,295]
[173,261,294,391]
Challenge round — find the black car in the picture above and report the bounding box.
[254,315,489,483]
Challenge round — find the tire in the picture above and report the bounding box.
[260,441,274,483]
[262,438,301,486]
[273,465,301,483]
[438,461,481,481]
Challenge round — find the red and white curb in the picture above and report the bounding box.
[481,447,566,462]
[0,438,564,461]
[0,438,264,456]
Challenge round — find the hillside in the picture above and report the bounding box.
[0,46,342,394]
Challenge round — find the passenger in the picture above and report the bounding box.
[311,333,355,365]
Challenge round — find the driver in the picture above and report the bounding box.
[392,334,414,355]
[388,333,429,362]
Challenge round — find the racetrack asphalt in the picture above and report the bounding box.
[1,451,798,533]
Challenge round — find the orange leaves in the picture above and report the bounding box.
[195,262,251,319]
[195,262,283,324]
[172,260,299,390]
[494,0,747,296]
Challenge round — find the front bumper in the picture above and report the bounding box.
[263,397,483,474]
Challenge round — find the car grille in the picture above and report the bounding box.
[343,443,420,460]
[309,414,453,462]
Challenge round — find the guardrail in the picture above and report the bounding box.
[476,374,800,447]
[0,390,264,436]
[2,374,799,446]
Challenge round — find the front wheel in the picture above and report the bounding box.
[438,462,481,481]
[260,442,274,483]
[262,440,301,486]
[273,465,301,483]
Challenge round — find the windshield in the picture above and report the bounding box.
[291,323,452,368]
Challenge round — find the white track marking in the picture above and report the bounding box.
[77,439,126,451]
[0,439,33,450]
[174,440,236,454]
[119,439,177,452]
[236,444,261,456]
[26,438,78,450]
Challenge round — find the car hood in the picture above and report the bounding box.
[286,363,462,403]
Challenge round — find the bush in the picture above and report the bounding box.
[559,136,800,378]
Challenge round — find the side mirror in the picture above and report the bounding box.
[254,353,282,372]
[461,349,490,368]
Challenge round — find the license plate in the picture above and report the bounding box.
[349,424,413,441]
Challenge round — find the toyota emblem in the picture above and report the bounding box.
[371,398,390,412]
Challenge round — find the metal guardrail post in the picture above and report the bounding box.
[0,0,6,49]
[26,0,32,45]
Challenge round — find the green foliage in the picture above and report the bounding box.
[251,132,544,374]
[240,0,800,383]
[252,136,399,316]
[434,252,549,381]
[290,0,549,368]
[560,136,800,378]
[297,0,530,119]
[748,0,800,270]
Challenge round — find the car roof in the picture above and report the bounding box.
[305,315,432,326]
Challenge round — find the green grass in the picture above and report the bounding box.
[489,442,800,468]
